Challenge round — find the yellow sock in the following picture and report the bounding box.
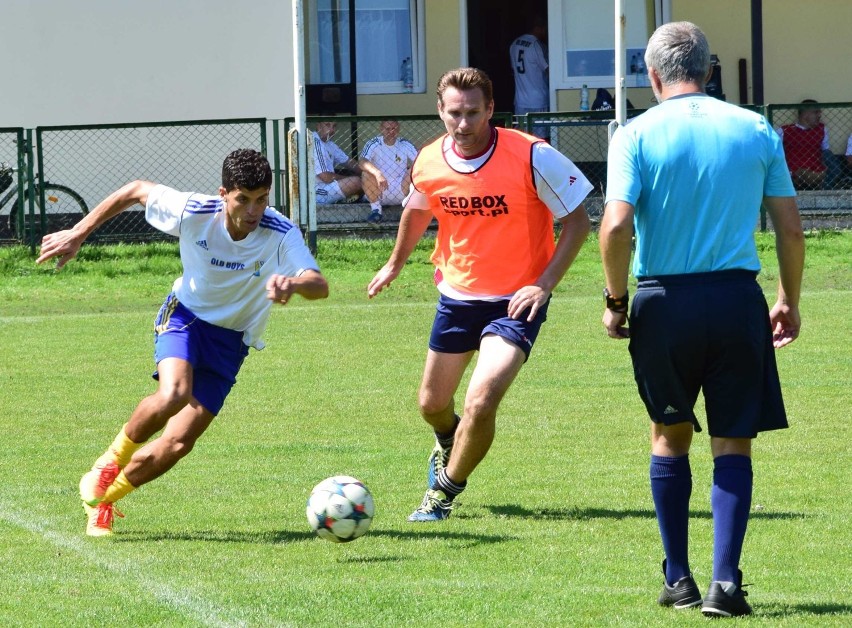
[102,471,137,503]
[109,424,144,466]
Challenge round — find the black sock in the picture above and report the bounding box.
[435,414,461,449]
[433,468,466,500]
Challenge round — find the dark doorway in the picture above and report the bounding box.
[466,0,549,114]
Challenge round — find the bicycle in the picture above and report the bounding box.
[0,162,88,239]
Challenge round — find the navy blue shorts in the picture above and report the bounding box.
[152,294,249,416]
[428,293,550,360]
[628,270,788,438]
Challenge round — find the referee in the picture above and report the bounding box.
[600,22,804,617]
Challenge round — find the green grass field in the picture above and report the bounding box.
[0,231,849,626]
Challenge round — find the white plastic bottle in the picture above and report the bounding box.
[580,84,590,111]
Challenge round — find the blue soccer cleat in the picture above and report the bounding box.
[407,488,453,522]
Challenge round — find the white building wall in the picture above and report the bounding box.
[0,0,295,128]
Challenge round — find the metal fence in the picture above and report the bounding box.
[767,102,852,230]
[523,104,852,232]
[523,109,631,225]
[2,119,271,248]
[2,103,851,248]
[285,113,513,235]
[0,128,29,245]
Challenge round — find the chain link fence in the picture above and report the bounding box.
[0,128,27,245]
[2,103,850,247]
[523,109,631,226]
[27,119,270,243]
[286,113,513,235]
[525,104,852,232]
[767,102,852,230]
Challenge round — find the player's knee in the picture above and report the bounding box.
[417,387,450,416]
[463,395,499,425]
[155,383,192,413]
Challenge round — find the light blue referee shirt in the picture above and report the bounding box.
[605,94,795,277]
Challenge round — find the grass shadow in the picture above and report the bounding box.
[758,602,852,618]
[115,527,515,547]
[485,504,808,521]
[115,528,316,544]
[367,528,516,545]
[485,504,656,520]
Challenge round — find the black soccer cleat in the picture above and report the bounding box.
[701,570,752,617]
[657,560,702,609]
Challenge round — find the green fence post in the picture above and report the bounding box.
[272,120,281,212]
[26,129,37,253]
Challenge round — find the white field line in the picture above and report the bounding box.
[0,300,436,325]
[0,499,249,628]
[0,287,837,326]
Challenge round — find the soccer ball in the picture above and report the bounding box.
[306,476,375,543]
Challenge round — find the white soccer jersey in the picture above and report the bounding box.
[360,135,418,200]
[313,132,352,178]
[509,33,549,112]
[145,184,320,349]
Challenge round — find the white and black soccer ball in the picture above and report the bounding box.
[306,476,375,543]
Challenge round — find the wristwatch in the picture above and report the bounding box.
[603,287,629,313]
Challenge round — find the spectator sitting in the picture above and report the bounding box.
[359,120,419,223]
[777,100,828,190]
[313,121,363,204]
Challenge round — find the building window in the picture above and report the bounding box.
[559,0,654,89]
[310,0,424,95]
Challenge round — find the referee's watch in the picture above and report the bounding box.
[603,287,629,313]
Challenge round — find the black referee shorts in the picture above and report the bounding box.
[628,270,788,438]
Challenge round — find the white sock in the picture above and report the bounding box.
[370,202,382,213]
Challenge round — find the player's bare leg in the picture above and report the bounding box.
[81,357,201,535]
[122,398,215,488]
[409,336,524,521]
[80,357,195,508]
[124,357,195,442]
[418,349,472,433]
[448,334,525,482]
[361,171,382,205]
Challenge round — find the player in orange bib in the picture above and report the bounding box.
[368,67,592,521]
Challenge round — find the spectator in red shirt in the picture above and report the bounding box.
[778,100,829,190]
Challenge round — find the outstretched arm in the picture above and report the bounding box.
[36,180,157,269]
[763,196,805,348]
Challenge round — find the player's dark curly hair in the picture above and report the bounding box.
[221,148,273,191]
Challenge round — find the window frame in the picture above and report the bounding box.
[355,0,424,95]
[309,0,424,96]
[550,0,668,90]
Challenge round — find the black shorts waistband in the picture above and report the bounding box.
[637,269,758,288]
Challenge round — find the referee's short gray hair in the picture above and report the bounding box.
[644,21,710,87]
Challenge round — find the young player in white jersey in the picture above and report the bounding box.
[358,120,419,223]
[37,149,329,537]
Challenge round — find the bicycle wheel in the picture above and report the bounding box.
[9,183,89,239]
